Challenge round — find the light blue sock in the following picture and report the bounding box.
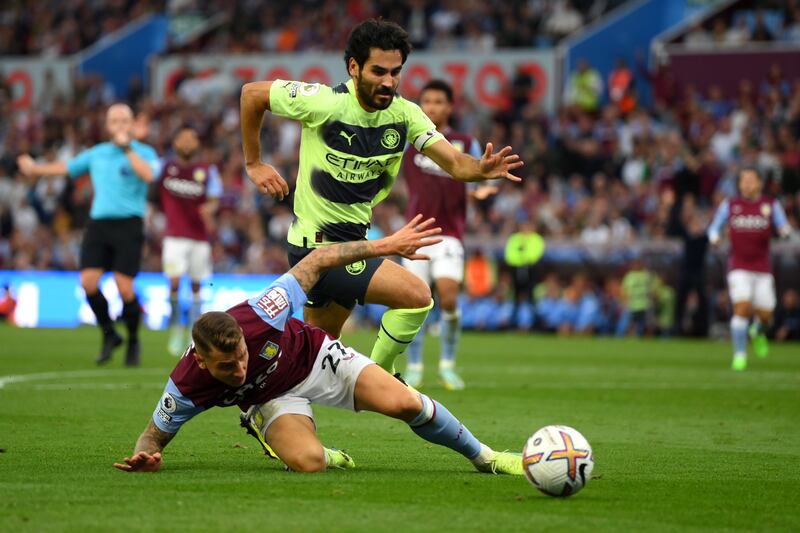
[189,293,203,326]
[439,309,460,366]
[168,293,181,327]
[731,315,748,356]
[408,394,481,459]
[407,326,424,367]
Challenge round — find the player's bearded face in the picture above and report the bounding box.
[353,49,402,111]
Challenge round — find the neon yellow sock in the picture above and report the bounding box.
[370,300,433,372]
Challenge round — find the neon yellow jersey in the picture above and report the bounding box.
[270,79,444,247]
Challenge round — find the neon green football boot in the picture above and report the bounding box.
[324,448,356,470]
[731,355,747,371]
[749,324,769,359]
[474,448,524,476]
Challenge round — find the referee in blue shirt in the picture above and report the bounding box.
[18,104,161,366]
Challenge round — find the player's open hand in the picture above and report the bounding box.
[385,214,443,260]
[247,162,290,201]
[16,154,36,177]
[479,143,523,182]
[113,451,162,473]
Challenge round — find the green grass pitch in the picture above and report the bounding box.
[1,325,799,532]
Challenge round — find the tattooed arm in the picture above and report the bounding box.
[113,420,176,472]
[288,214,442,294]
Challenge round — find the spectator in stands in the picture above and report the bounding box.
[619,257,655,337]
[557,273,601,336]
[751,11,775,42]
[565,59,604,114]
[535,273,564,333]
[773,289,800,341]
[784,11,800,42]
[504,220,545,305]
[0,283,16,324]
[608,58,635,114]
[684,21,713,49]
[725,17,750,46]
[669,196,709,337]
[545,0,584,40]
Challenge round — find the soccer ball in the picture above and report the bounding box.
[522,425,594,497]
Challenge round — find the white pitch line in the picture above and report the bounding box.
[29,382,165,391]
[0,368,169,390]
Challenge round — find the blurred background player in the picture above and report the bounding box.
[400,79,495,390]
[708,168,792,371]
[240,19,522,377]
[17,104,160,366]
[156,127,221,356]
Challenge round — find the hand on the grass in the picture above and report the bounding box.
[114,451,162,472]
[384,214,442,260]
[479,142,523,182]
[247,162,289,200]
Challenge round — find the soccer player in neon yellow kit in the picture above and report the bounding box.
[240,19,522,376]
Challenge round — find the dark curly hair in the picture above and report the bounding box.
[344,18,412,72]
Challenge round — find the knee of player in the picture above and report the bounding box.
[393,389,424,422]
[80,272,99,292]
[404,281,432,309]
[286,448,327,473]
[438,293,458,312]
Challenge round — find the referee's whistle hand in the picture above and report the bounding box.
[247,162,290,201]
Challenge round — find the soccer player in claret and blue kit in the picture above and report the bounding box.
[156,127,221,356]
[400,79,497,390]
[707,168,793,371]
[239,19,523,380]
[113,217,523,475]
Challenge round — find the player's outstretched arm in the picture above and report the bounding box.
[16,154,68,179]
[423,140,523,183]
[113,420,176,473]
[289,214,442,293]
[240,81,290,200]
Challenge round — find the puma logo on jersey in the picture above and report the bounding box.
[339,130,356,146]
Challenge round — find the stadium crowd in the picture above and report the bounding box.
[1,1,799,339]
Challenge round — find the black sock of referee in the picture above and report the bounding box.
[86,291,114,335]
[121,297,141,343]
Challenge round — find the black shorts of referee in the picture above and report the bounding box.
[80,216,144,277]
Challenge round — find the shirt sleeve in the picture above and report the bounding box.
[152,378,204,433]
[405,101,444,151]
[465,138,483,192]
[247,273,307,331]
[707,199,730,240]
[772,200,790,233]
[468,137,482,158]
[206,164,223,199]
[269,80,335,128]
[66,147,94,178]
